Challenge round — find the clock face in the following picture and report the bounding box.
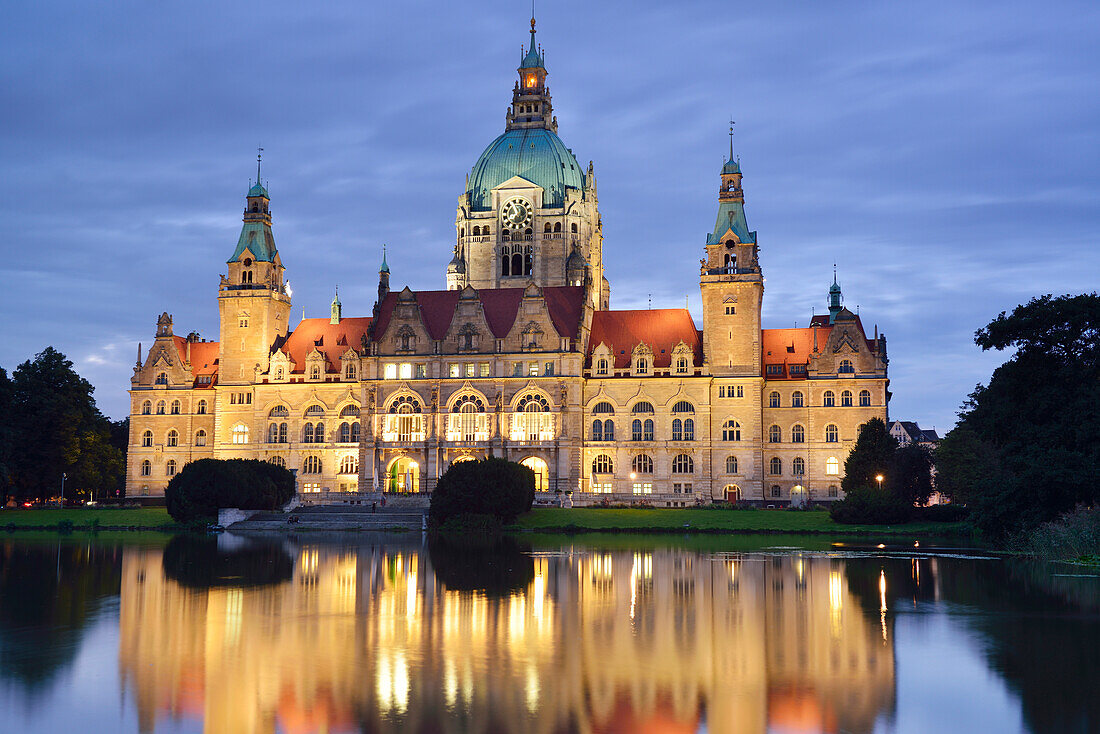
[501,198,531,228]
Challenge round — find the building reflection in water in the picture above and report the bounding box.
[118,538,896,733]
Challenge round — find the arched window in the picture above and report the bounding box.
[768,425,782,443]
[859,390,871,407]
[166,429,178,447]
[672,401,695,414]
[591,419,603,441]
[632,454,653,473]
[196,399,207,415]
[473,226,481,236]
[303,422,315,443]
[768,391,781,408]
[554,221,562,233]
[345,362,357,380]
[351,422,360,442]
[268,423,279,443]
[825,424,839,443]
[543,222,552,233]
[156,401,166,415]
[232,425,249,444]
[791,424,805,443]
[166,459,177,476]
[141,430,153,447]
[501,249,511,276]
[269,405,289,418]
[141,400,152,415]
[170,400,180,415]
[602,419,614,440]
[592,455,613,474]
[725,455,738,474]
[596,358,609,376]
[631,419,642,441]
[672,454,694,474]
[823,390,835,407]
[839,359,854,374]
[792,457,806,476]
[340,405,360,418]
[140,460,151,476]
[632,401,655,414]
[571,222,578,233]
[310,366,321,380]
[302,456,322,474]
[769,457,782,475]
[314,422,325,443]
[592,401,615,414]
[683,418,694,441]
[195,429,207,447]
[826,456,840,475]
[155,372,168,385]
[339,422,351,442]
[672,418,683,441]
[675,357,688,374]
[722,420,741,441]
[270,456,286,468]
[512,252,523,275]
[339,456,359,475]
[841,390,853,407]
[792,391,804,408]
[725,484,742,502]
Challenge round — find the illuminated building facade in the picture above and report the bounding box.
[125,18,889,505]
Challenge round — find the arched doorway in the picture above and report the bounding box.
[790,484,807,508]
[724,484,741,503]
[389,457,420,493]
[521,456,550,492]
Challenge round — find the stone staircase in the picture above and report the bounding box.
[226,504,427,533]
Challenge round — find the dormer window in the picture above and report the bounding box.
[310,366,321,380]
[596,358,609,376]
[675,357,688,374]
[635,358,649,375]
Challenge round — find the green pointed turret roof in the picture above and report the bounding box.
[379,246,390,274]
[520,17,543,68]
[248,182,269,197]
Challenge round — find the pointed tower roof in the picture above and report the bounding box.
[379,245,390,274]
[229,161,277,263]
[520,17,544,69]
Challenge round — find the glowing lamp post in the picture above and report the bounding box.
[875,474,884,491]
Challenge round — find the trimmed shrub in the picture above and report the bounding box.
[429,457,535,526]
[830,486,912,525]
[165,458,295,522]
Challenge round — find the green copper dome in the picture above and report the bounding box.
[468,128,583,211]
[248,182,268,198]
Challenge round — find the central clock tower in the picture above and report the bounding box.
[448,18,607,311]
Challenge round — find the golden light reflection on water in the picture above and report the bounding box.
[118,540,897,734]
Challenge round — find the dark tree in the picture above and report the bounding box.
[891,443,936,506]
[166,458,296,522]
[0,367,13,505]
[841,417,897,493]
[9,347,123,501]
[429,457,535,526]
[938,293,1100,540]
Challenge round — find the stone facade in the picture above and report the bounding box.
[125,21,889,506]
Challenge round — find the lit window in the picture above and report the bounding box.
[596,358,609,376]
[232,424,249,444]
[345,362,357,380]
[675,357,688,374]
[399,363,413,380]
[384,363,397,380]
[450,363,461,378]
[826,456,840,475]
[479,363,490,377]
[339,455,359,475]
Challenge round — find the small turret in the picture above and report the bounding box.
[378,245,390,303]
[828,269,843,323]
[330,286,342,325]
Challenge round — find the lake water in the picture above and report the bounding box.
[0,533,1097,734]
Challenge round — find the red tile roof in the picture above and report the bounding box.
[172,337,220,387]
[371,285,585,342]
[588,309,702,368]
[277,317,372,372]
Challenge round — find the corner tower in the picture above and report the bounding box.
[699,136,764,375]
[217,158,292,384]
[453,17,606,310]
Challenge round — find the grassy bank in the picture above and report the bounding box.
[0,507,176,531]
[507,508,970,536]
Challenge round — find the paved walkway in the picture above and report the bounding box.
[228,504,427,532]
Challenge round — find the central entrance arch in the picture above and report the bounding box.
[388,456,420,493]
[520,456,549,492]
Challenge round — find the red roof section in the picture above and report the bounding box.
[762,327,829,368]
[172,337,219,387]
[588,309,702,368]
[278,317,372,372]
[372,285,585,342]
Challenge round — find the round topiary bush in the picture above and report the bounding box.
[165,458,296,523]
[429,457,535,527]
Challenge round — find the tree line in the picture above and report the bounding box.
[0,347,126,505]
[834,293,1099,541]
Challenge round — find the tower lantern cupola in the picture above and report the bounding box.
[507,16,556,133]
[828,270,844,323]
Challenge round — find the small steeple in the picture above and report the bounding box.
[378,245,390,303]
[330,286,342,325]
[828,265,843,323]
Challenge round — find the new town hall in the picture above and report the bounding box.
[126,21,889,505]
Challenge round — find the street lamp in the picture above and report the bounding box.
[875,474,884,491]
[60,473,67,508]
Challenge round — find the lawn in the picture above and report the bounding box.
[507,508,969,536]
[0,507,175,530]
